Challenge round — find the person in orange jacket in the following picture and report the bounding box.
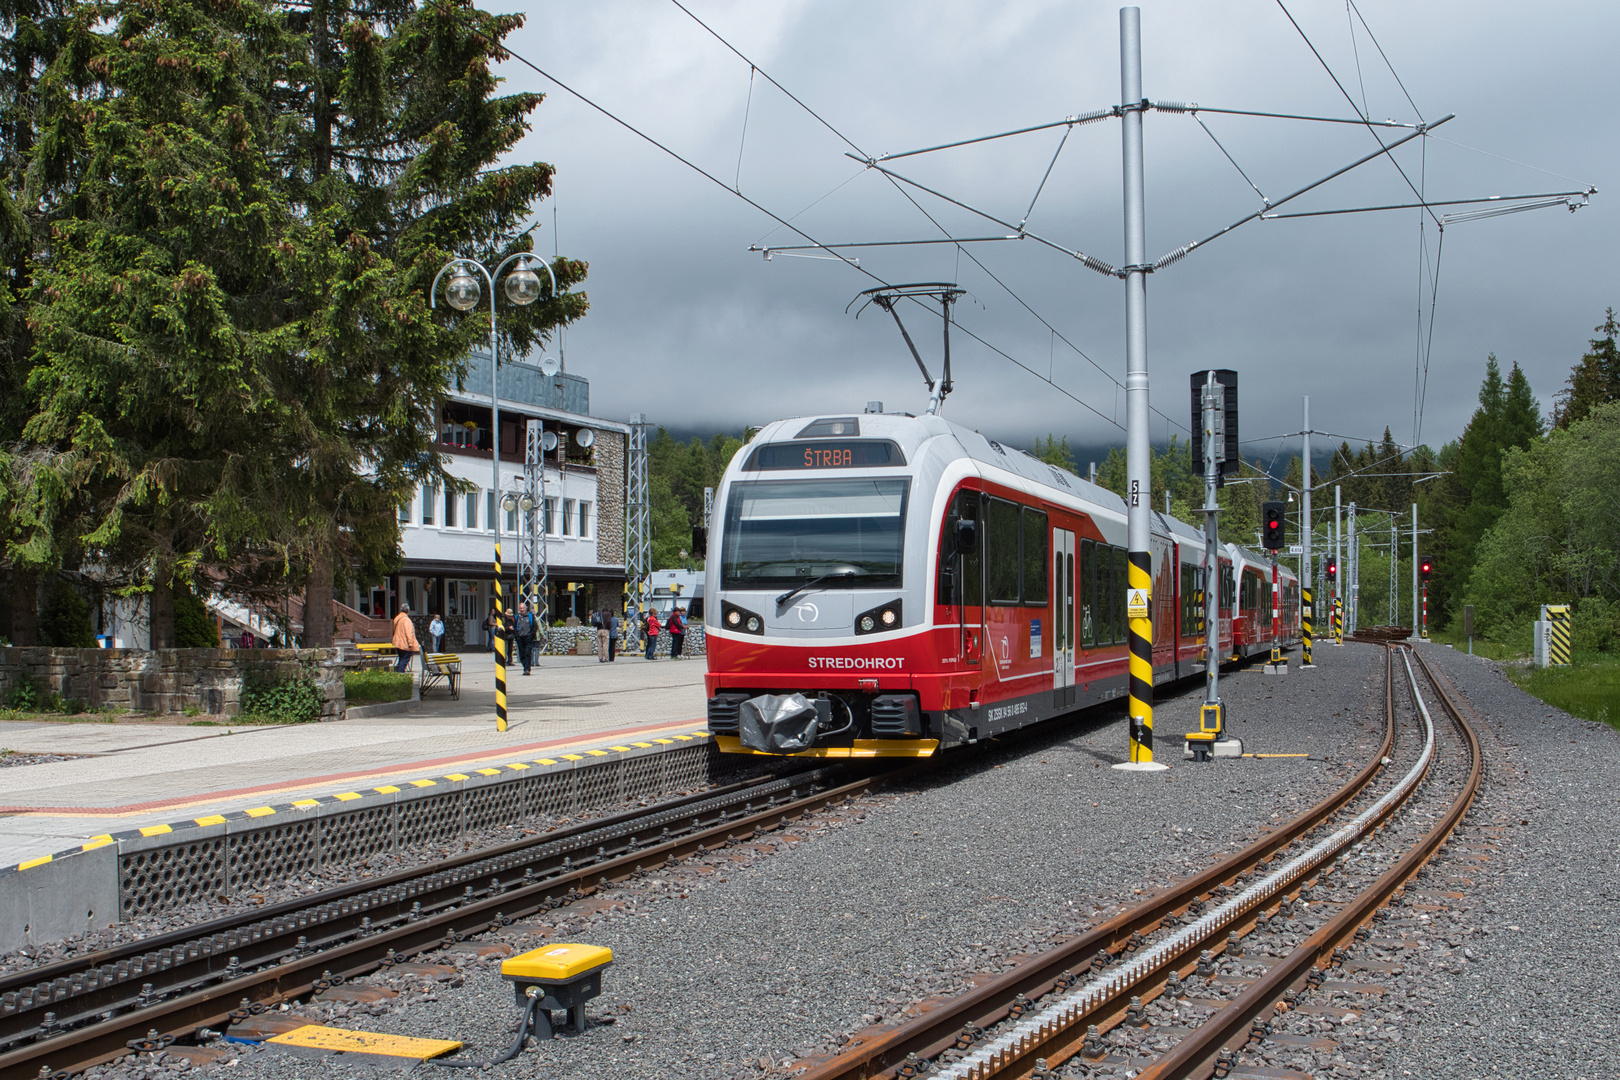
[392,604,421,673]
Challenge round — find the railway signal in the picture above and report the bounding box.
[1326,558,1337,581]
[1261,501,1285,551]
[1420,558,1432,581]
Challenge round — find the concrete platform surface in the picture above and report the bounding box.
[0,653,707,866]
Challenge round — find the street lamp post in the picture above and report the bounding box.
[431,253,557,732]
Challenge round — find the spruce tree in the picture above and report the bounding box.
[270,0,588,643]
[1553,308,1619,429]
[17,0,588,647]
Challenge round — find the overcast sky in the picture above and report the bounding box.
[492,1,1615,464]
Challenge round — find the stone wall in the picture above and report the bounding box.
[595,429,626,568]
[0,648,346,720]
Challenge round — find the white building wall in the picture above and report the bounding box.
[397,454,601,569]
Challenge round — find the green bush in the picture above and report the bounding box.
[343,669,413,706]
[4,674,44,712]
[174,584,221,648]
[40,577,95,648]
[239,672,323,723]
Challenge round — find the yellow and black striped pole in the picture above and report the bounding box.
[1302,585,1313,665]
[493,542,508,732]
[1547,605,1572,665]
[1126,552,1155,764]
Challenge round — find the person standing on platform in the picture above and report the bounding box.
[482,609,498,652]
[392,604,420,674]
[643,609,662,660]
[514,601,536,675]
[668,606,687,660]
[428,613,445,654]
[608,609,621,662]
[592,609,609,662]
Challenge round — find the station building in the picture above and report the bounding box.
[349,352,630,648]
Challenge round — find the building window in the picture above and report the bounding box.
[578,501,591,538]
[506,505,518,533]
[421,485,435,526]
[466,491,479,531]
[443,487,456,528]
[562,499,575,536]
[399,498,411,524]
[486,491,495,532]
[544,497,558,536]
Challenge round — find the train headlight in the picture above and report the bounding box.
[855,600,902,635]
[721,601,765,636]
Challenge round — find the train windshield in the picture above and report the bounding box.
[721,478,910,588]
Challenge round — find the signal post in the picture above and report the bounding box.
[1185,370,1241,763]
[1262,501,1287,675]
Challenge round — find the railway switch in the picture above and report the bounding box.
[500,943,613,1039]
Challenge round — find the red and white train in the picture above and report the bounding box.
[704,411,1300,758]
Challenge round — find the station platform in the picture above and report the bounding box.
[0,653,708,869]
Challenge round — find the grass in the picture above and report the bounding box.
[1426,625,1528,663]
[343,669,414,706]
[1506,653,1620,729]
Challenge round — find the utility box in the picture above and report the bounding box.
[1534,620,1549,668]
[501,943,613,1038]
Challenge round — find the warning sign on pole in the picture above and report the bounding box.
[1127,588,1150,619]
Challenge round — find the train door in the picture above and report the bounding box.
[1052,529,1076,709]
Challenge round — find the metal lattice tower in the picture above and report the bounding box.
[627,414,651,613]
[517,419,548,624]
[1341,501,1354,637]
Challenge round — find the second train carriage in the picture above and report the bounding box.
[703,411,1300,758]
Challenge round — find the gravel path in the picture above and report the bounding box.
[1379,643,1619,1079]
[95,646,1388,1080]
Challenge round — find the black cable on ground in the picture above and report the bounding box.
[432,992,543,1069]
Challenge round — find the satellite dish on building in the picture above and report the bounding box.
[575,428,595,448]
[542,431,559,452]
[539,356,561,376]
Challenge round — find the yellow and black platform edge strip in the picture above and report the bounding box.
[1,729,712,878]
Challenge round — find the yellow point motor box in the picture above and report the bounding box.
[500,943,613,1037]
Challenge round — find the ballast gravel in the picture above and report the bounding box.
[1364,643,1619,1079]
[103,646,1388,1080]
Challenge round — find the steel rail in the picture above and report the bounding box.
[795,650,1398,1080]
[0,765,909,1079]
[0,768,840,1051]
[0,769,803,1003]
[1129,646,1481,1080]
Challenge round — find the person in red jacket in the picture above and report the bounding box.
[667,606,687,659]
[642,610,661,660]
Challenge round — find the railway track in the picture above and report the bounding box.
[794,643,1481,1080]
[0,762,908,1080]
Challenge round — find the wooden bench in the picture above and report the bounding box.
[421,653,462,700]
[350,642,397,670]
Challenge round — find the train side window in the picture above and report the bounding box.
[1021,509,1048,605]
[1081,539,1096,646]
[1113,546,1128,644]
[986,498,1020,604]
[937,493,983,608]
[1095,545,1113,647]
